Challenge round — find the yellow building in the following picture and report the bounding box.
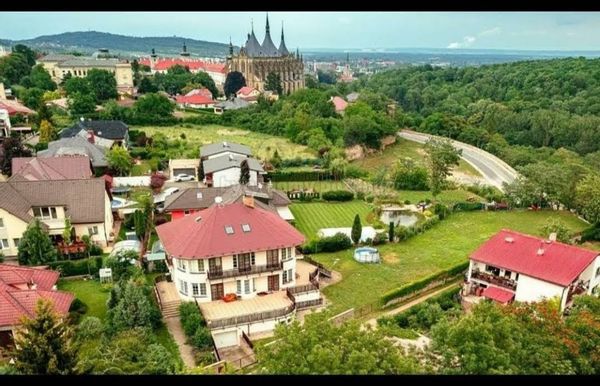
[38,50,134,94]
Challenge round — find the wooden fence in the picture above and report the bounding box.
[207,303,296,329]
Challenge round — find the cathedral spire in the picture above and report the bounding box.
[278,20,289,56]
[266,13,270,34]
[229,37,233,56]
[260,12,278,56]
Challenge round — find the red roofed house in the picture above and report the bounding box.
[0,264,74,347]
[236,87,261,103]
[462,229,600,312]
[156,198,320,349]
[330,96,348,115]
[10,156,93,182]
[175,94,215,109]
[185,88,213,99]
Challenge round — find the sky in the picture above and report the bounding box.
[1,12,600,51]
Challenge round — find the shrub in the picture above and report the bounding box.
[365,194,375,203]
[423,210,433,218]
[372,232,388,246]
[303,232,352,254]
[580,225,600,242]
[345,165,368,178]
[68,298,88,323]
[90,245,103,255]
[355,191,365,200]
[48,258,94,276]
[191,327,213,350]
[130,147,151,160]
[77,316,104,341]
[194,350,216,366]
[322,190,354,201]
[452,202,485,211]
[270,170,333,182]
[404,200,411,205]
[433,203,450,220]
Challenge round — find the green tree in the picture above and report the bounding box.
[392,157,429,191]
[107,280,154,333]
[20,64,56,91]
[255,311,419,374]
[351,214,362,245]
[565,295,600,374]
[424,138,461,197]
[0,136,32,175]
[223,71,246,98]
[20,87,44,110]
[107,146,133,176]
[239,159,250,185]
[68,92,96,116]
[191,71,219,98]
[62,217,73,246]
[13,299,79,375]
[389,221,395,242]
[86,68,118,102]
[63,76,92,96]
[575,174,600,225]
[39,119,56,143]
[270,149,282,168]
[0,52,31,85]
[133,93,174,119]
[12,44,37,66]
[265,72,283,95]
[17,218,58,265]
[138,77,158,94]
[540,218,573,244]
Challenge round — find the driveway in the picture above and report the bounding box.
[398,129,518,192]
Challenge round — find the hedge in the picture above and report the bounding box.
[322,190,354,202]
[452,202,485,211]
[179,302,212,351]
[380,261,469,306]
[270,170,334,182]
[47,257,102,277]
[302,232,352,254]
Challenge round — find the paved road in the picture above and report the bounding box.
[398,130,519,192]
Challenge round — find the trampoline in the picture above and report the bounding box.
[354,247,381,263]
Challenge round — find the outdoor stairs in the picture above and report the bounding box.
[161,300,181,318]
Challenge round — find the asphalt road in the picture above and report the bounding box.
[398,130,518,192]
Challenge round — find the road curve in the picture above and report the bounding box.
[398,129,518,192]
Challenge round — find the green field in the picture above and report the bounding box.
[273,180,349,192]
[310,210,590,314]
[134,124,315,160]
[352,138,481,177]
[290,201,374,240]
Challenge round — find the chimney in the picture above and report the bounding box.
[223,141,228,148]
[243,194,255,208]
[537,242,545,256]
[504,237,514,244]
[548,232,557,242]
[214,196,223,206]
[87,130,95,144]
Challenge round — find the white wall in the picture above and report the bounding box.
[112,176,150,187]
[514,274,565,305]
[212,167,257,188]
[0,209,28,256]
[578,255,600,295]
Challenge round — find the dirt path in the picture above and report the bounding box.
[363,281,461,329]
[164,316,197,369]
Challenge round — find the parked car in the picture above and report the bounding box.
[125,231,139,241]
[174,174,194,182]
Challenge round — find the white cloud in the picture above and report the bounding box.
[479,27,501,36]
[447,35,476,49]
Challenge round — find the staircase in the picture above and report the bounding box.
[161,300,181,318]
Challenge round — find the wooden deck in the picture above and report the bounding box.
[156,281,180,303]
[295,259,317,286]
[199,291,292,321]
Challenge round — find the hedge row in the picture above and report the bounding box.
[302,233,352,254]
[179,302,213,351]
[452,202,485,211]
[47,257,104,277]
[322,190,354,202]
[270,170,335,182]
[380,261,469,306]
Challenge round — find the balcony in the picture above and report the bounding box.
[207,262,283,280]
[470,270,517,291]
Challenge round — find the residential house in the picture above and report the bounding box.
[213,98,250,115]
[0,178,115,258]
[163,184,293,221]
[59,120,129,149]
[200,142,252,161]
[462,229,600,312]
[156,198,319,349]
[10,156,93,181]
[169,159,199,180]
[236,87,260,103]
[37,136,109,174]
[185,88,213,99]
[203,154,265,188]
[331,96,348,115]
[175,94,215,109]
[0,264,74,347]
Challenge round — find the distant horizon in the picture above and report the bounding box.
[1,12,600,51]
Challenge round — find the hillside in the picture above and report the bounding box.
[0,31,236,58]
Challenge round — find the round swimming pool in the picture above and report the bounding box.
[354,247,381,263]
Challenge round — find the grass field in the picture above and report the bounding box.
[352,138,481,177]
[310,210,590,314]
[273,180,349,192]
[290,200,374,240]
[134,124,315,160]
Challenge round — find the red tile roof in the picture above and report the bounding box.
[185,88,213,98]
[331,96,348,112]
[237,87,257,96]
[0,99,35,116]
[0,264,73,328]
[482,286,515,304]
[176,94,215,106]
[140,58,227,74]
[471,229,599,287]
[156,202,305,259]
[10,156,92,181]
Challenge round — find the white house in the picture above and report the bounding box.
[156,198,320,349]
[200,141,252,161]
[462,229,600,312]
[203,155,265,188]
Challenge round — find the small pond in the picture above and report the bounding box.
[380,210,421,227]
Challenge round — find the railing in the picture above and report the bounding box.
[241,330,254,350]
[471,270,517,291]
[303,255,332,278]
[206,303,296,329]
[286,289,296,304]
[288,282,320,295]
[207,262,283,280]
[295,298,323,310]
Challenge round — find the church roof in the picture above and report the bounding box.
[278,24,290,56]
[245,31,263,57]
[260,15,279,57]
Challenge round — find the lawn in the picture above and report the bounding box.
[290,200,374,240]
[273,180,350,193]
[134,124,315,161]
[395,189,481,204]
[310,210,590,314]
[352,137,481,177]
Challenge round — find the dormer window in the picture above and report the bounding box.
[33,207,58,220]
[225,226,234,235]
[241,224,251,232]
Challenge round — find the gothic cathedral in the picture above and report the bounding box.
[226,15,305,94]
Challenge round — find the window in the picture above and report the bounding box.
[225,226,234,235]
[198,259,205,272]
[33,207,58,220]
[504,270,512,278]
[0,218,4,227]
[0,239,9,249]
[176,259,186,272]
[179,280,188,295]
[252,278,256,292]
[236,280,242,295]
[184,210,191,216]
[282,269,293,284]
[596,267,600,278]
[251,252,255,266]
[242,224,251,232]
[282,270,287,283]
[13,238,20,248]
[233,255,238,269]
[244,279,250,294]
[281,248,287,260]
[485,265,500,276]
[192,283,199,296]
[88,226,98,235]
[287,247,292,259]
[199,283,206,296]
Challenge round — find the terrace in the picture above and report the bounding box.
[470,269,518,291]
[207,262,283,280]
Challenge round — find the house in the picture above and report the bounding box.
[163,184,293,221]
[213,98,250,115]
[59,120,129,149]
[203,154,265,188]
[37,136,109,173]
[200,141,252,161]
[175,94,215,109]
[169,159,199,181]
[0,178,115,259]
[156,198,319,349]
[185,88,213,99]
[236,87,260,103]
[346,92,360,103]
[462,229,600,312]
[10,156,93,181]
[0,264,74,347]
[331,96,348,115]
[138,56,227,91]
